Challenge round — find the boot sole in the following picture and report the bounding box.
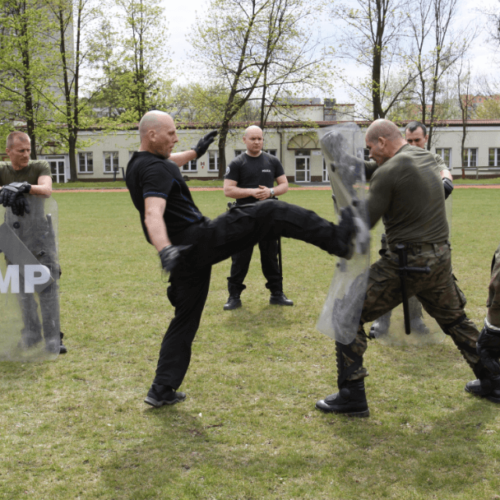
[315,401,370,418]
[144,394,186,408]
[465,387,500,404]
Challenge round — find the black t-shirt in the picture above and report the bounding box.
[126,151,204,243]
[224,152,285,204]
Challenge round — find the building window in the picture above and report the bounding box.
[234,150,245,157]
[265,149,277,156]
[489,148,500,167]
[363,148,370,161]
[104,151,119,173]
[435,148,451,168]
[78,152,93,173]
[208,151,218,172]
[463,148,477,167]
[323,158,329,182]
[182,159,197,172]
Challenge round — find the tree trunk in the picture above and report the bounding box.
[68,132,78,182]
[217,122,229,179]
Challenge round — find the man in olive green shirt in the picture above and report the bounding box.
[316,119,498,417]
[0,131,66,354]
[369,120,453,337]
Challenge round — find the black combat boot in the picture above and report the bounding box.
[223,294,242,311]
[465,375,500,403]
[269,292,293,306]
[316,379,370,417]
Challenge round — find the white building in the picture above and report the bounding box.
[21,98,500,184]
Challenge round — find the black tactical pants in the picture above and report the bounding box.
[153,199,343,389]
[227,238,281,296]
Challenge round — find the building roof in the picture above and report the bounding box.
[78,118,500,132]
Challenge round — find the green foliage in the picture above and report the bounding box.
[169,83,260,124]
[475,99,500,120]
[0,189,500,498]
[0,0,61,152]
[87,0,172,122]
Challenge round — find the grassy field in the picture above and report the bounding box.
[52,177,500,191]
[1,189,500,499]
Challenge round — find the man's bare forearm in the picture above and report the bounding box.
[170,150,197,168]
[224,185,257,199]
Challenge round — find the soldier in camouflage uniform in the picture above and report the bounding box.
[465,243,500,402]
[316,119,499,417]
[369,121,454,337]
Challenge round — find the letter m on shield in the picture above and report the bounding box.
[0,265,20,294]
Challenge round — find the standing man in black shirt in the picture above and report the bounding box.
[223,125,292,310]
[126,111,355,408]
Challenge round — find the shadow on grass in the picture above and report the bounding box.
[98,389,499,499]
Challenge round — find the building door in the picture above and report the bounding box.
[295,151,310,182]
[42,156,68,184]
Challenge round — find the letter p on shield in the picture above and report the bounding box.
[0,265,51,293]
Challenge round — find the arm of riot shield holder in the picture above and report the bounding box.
[395,244,431,335]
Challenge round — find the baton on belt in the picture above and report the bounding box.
[395,243,431,335]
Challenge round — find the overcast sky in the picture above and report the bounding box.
[163,0,500,104]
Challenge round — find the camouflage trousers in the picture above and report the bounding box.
[340,242,482,383]
[487,242,500,327]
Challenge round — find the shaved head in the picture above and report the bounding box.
[138,110,178,159]
[244,125,262,137]
[365,119,406,165]
[242,125,264,157]
[139,111,173,141]
[365,119,402,143]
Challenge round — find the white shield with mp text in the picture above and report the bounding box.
[0,195,60,361]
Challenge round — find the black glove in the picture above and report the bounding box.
[193,131,218,158]
[0,182,31,207]
[443,178,453,199]
[477,319,500,376]
[11,195,30,216]
[337,206,356,259]
[158,245,192,273]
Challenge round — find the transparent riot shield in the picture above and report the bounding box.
[0,195,60,361]
[316,123,371,345]
[368,221,445,346]
[446,195,452,238]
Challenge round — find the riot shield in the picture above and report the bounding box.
[316,123,371,345]
[445,195,452,238]
[368,222,445,346]
[0,194,60,361]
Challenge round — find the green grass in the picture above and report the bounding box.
[53,177,500,191]
[52,179,306,190]
[453,177,500,185]
[1,189,500,499]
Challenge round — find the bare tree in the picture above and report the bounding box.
[190,0,331,178]
[332,0,418,120]
[406,0,477,148]
[456,60,474,179]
